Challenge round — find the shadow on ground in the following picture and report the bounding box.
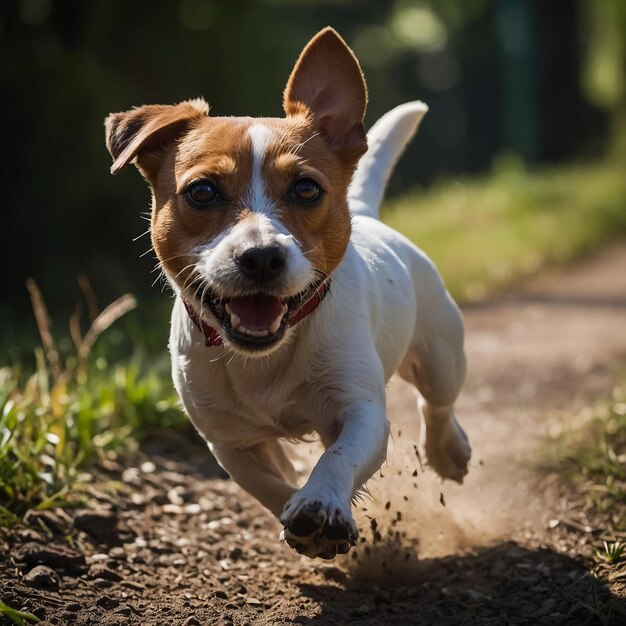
[138,425,228,481]
[297,541,624,625]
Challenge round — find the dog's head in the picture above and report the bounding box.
[105,28,367,355]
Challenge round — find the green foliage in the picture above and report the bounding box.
[596,541,625,565]
[0,353,181,517]
[0,600,40,626]
[382,160,626,301]
[0,286,181,519]
[551,380,626,533]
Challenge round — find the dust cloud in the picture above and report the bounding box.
[345,376,546,582]
[290,375,546,583]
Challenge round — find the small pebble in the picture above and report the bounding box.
[24,565,60,590]
[114,604,132,617]
[96,596,119,610]
[89,564,123,582]
[108,547,126,559]
[229,547,243,561]
[74,509,118,540]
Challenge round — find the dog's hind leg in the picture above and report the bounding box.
[210,440,298,517]
[398,264,471,483]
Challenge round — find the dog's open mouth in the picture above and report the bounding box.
[221,293,289,349]
[193,279,328,351]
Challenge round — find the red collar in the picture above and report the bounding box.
[183,279,331,347]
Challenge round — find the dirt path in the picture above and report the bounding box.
[2,244,626,625]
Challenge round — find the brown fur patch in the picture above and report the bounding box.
[105,99,208,177]
[150,118,255,290]
[283,27,367,157]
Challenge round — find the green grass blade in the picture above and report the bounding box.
[0,600,40,625]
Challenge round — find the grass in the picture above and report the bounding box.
[382,159,626,301]
[597,541,626,565]
[0,282,182,522]
[551,379,626,535]
[548,378,626,621]
[0,600,39,625]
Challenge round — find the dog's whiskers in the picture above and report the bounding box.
[156,253,198,266]
[301,243,324,260]
[288,131,321,157]
[225,350,239,367]
[132,228,151,242]
[151,269,165,289]
[179,270,201,300]
[199,282,212,323]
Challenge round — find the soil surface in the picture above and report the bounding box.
[2,244,626,625]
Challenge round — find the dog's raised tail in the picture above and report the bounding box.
[349,101,428,220]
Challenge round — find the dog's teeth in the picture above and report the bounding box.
[267,304,288,335]
[230,312,240,330]
[267,305,288,335]
[268,316,282,335]
[238,325,268,338]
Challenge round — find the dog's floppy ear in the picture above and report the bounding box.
[105,98,209,176]
[283,27,367,157]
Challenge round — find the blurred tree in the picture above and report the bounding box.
[581,0,626,158]
[496,0,539,161]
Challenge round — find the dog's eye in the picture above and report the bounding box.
[186,180,220,206]
[293,178,323,203]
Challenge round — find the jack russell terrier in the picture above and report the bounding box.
[105,27,470,560]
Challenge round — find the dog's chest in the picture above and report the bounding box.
[174,348,316,445]
[221,359,315,438]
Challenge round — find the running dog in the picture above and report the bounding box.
[105,27,470,559]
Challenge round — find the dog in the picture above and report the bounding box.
[105,27,470,560]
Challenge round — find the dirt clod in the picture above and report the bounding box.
[24,565,61,590]
[88,564,123,581]
[74,509,119,541]
[13,542,86,571]
[96,596,119,611]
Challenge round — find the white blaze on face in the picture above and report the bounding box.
[192,122,316,301]
[247,124,275,215]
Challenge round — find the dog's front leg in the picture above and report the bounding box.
[210,440,299,518]
[279,398,389,559]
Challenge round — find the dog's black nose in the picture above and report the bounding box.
[237,246,286,282]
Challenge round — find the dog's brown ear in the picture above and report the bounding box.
[105,98,209,176]
[283,27,367,157]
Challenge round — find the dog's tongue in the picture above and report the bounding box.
[228,294,285,332]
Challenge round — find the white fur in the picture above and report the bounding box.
[349,101,428,218]
[193,212,314,301]
[247,123,275,215]
[168,103,470,558]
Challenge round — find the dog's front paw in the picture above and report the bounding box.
[279,494,358,559]
[425,414,471,483]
